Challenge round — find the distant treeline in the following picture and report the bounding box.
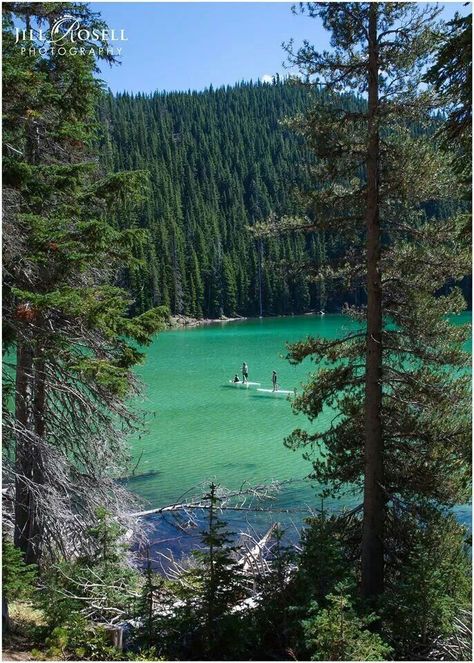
[100,81,469,317]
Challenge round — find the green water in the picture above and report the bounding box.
[128,312,471,524]
[128,314,359,510]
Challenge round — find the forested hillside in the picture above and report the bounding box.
[100,82,469,318]
[99,82,361,317]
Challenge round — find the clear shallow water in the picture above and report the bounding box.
[128,314,360,510]
[127,312,471,550]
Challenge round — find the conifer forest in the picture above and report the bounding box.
[2,2,472,661]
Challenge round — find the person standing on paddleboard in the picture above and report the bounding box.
[272,370,278,392]
[242,362,249,383]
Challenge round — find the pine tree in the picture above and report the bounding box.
[2,3,167,564]
[250,526,297,659]
[301,583,392,661]
[134,545,165,651]
[381,507,471,659]
[280,2,471,601]
[36,508,141,628]
[222,256,238,316]
[195,483,243,659]
[170,484,245,660]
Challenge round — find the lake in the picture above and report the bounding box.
[128,314,358,505]
[127,312,471,554]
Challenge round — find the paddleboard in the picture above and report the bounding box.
[256,388,293,395]
[228,381,261,387]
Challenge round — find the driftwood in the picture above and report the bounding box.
[237,523,279,575]
[130,502,315,518]
[127,480,294,518]
[103,624,124,650]
[427,609,472,661]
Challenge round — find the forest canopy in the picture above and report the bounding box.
[100,81,470,319]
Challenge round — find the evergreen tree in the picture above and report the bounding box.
[2,534,37,631]
[194,483,244,659]
[36,508,140,628]
[222,256,238,316]
[165,484,246,660]
[301,583,392,661]
[2,535,37,602]
[381,508,471,658]
[251,527,295,658]
[137,547,162,649]
[280,2,471,601]
[2,3,167,564]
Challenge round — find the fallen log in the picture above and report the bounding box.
[237,523,278,574]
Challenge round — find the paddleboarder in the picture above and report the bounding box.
[272,370,278,392]
[242,362,249,383]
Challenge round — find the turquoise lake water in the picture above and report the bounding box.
[129,314,357,509]
[127,312,471,536]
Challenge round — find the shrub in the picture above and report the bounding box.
[302,583,392,661]
[2,535,37,603]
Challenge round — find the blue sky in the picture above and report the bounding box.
[93,2,470,94]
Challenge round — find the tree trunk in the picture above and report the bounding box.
[14,340,45,565]
[3,594,10,634]
[361,2,385,600]
[30,351,46,560]
[14,340,34,560]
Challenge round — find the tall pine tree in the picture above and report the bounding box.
[279,2,471,600]
[3,3,166,564]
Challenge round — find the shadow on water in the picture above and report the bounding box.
[137,508,309,572]
[219,461,258,470]
[118,469,162,485]
[250,394,293,401]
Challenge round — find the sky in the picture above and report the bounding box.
[93,1,470,94]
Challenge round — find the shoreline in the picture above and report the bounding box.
[167,309,472,329]
[168,314,249,328]
[168,310,330,328]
